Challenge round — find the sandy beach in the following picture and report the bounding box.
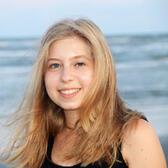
[0,136,167,168]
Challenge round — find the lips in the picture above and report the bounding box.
[58,88,81,98]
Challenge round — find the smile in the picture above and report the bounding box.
[59,88,81,98]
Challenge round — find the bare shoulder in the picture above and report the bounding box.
[122,119,167,168]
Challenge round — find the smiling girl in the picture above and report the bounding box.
[0,18,166,168]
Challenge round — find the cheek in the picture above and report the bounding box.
[44,73,58,90]
[80,72,93,87]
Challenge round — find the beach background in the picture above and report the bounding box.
[0,0,168,167]
[0,34,167,167]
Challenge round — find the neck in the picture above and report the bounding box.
[64,109,80,129]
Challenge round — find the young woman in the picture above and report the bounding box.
[1,18,166,168]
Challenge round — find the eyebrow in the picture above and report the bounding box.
[47,55,92,62]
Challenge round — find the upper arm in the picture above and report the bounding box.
[122,119,167,168]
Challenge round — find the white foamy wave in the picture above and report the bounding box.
[0,50,36,58]
[0,66,31,75]
[116,59,168,70]
[120,84,168,92]
[0,41,9,48]
[0,39,40,50]
[140,42,168,51]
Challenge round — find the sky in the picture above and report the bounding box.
[0,0,168,37]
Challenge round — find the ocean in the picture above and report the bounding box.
[0,34,168,137]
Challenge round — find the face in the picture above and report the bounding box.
[44,36,94,113]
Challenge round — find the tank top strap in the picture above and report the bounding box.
[47,135,55,159]
[117,144,128,167]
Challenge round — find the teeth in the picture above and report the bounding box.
[60,89,80,95]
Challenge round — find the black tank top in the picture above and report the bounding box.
[41,136,128,168]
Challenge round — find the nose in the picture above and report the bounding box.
[60,66,74,83]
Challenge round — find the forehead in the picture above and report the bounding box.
[48,36,92,59]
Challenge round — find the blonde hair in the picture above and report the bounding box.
[0,18,144,168]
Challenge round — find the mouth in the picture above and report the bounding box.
[58,88,81,98]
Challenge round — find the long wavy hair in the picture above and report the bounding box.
[0,18,144,168]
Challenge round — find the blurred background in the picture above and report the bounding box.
[0,0,168,167]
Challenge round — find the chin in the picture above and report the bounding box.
[63,107,79,111]
[61,104,80,111]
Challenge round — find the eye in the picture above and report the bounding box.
[75,62,86,67]
[48,63,61,70]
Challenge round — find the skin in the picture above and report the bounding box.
[122,119,167,168]
[45,36,94,129]
[44,36,167,167]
